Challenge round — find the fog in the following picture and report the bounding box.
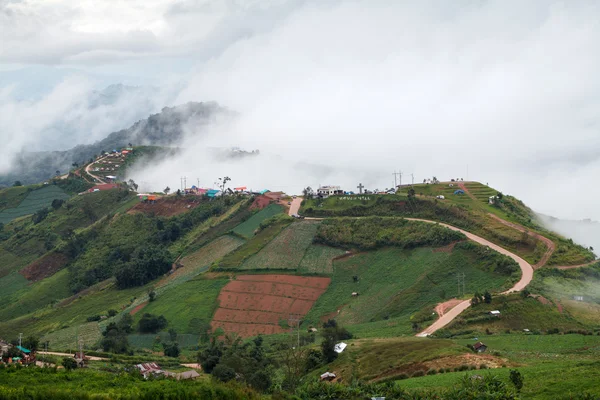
[3,1,600,242]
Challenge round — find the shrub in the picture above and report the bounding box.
[427,369,437,375]
[61,357,77,370]
[86,315,101,322]
[397,373,409,380]
[479,364,489,369]
[412,370,425,377]
[212,364,236,382]
[138,313,168,333]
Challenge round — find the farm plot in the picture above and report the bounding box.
[41,322,102,350]
[156,235,244,290]
[211,274,330,337]
[0,186,70,224]
[298,244,347,274]
[241,221,320,270]
[232,203,283,239]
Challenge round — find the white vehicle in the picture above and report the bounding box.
[436,195,445,200]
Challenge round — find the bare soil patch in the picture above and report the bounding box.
[249,195,272,210]
[20,252,69,281]
[435,299,464,317]
[212,274,330,337]
[128,196,201,217]
[130,301,148,316]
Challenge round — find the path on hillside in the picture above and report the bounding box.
[555,261,598,270]
[458,182,555,269]
[85,155,108,184]
[405,218,534,336]
[288,197,302,216]
[38,351,107,361]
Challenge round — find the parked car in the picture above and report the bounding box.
[288,201,292,205]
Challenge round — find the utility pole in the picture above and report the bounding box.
[288,314,300,349]
[456,272,466,297]
[392,171,402,188]
[197,178,200,188]
[18,333,22,348]
[411,173,414,185]
[184,176,187,190]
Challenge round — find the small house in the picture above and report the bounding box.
[176,370,200,380]
[473,342,487,353]
[574,295,584,302]
[317,185,344,198]
[488,196,497,205]
[489,310,501,317]
[308,327,318,333]
[454,189,465,195]
[436,195,445,200]
[320,372,336,381]
[334,342,347,354]
[206,189,222,198]
[351,292,359,297]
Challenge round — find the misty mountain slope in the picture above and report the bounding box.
[0,102,233,187]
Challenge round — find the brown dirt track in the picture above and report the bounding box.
[211,274,330,337]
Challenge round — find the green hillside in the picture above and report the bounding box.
[0,185,70,224]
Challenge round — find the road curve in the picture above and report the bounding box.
[288,197,303,216]
[406,218,534,336]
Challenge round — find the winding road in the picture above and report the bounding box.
[405,218,534,336]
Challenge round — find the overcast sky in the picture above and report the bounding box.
[2,0,600,230]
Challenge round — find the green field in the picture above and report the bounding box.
[304,245,517,336]
[217,218,291,270]
[128,332,201,350]
[134,276,228,335]
[0,185,70,224]
[241,220,320,270]
[298,244,346,274]
[0,185,30,211]
[232,203,284,239]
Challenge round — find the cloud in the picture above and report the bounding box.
[130,0,600,222]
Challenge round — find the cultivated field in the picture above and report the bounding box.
[241,221,320,270]
[211,274,330,337]
[0,186,70,224]
[298,244,347,274]
[232,203,284,239]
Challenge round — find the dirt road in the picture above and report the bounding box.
[85,155,108,184]
[406,218,534,337]
[288,197,302,216]
[37,351,107,361]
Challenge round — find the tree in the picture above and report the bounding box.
[32,208,49,224]
[51,199,64,210]
[497,191,504,200]
[23,336,39,351]
[62,357,78,370]
[212,364,236,382]
[13,181,22,187]
[107,309,118,317]
[407,187,416,198]
[320,332,337,363]
[55,170,60,176]
[163,186,171,195]
[169,328,178,342]
[72,162,79,169]
[138,313,168,333]
[163,341,180,358]
[127,179,138,192]
[510,369,524,392]
[148,290,156,302]
[218,176,231,196]
[128,142,133,147]
[521,289,530,299]
[302,187,314,199]
[484,290,492,304]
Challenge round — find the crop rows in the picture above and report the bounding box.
[232,203,283,239]
[0,186,70,224]
[241,221,320,270]
[298,244,346,274]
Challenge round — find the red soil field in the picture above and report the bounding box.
[211,274,331,337]
[20,252,70,281]
[249,195,272,210]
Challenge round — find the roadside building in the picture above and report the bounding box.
[473,342,488,353]
[317,185,344,197]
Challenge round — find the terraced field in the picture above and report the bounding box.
[298,244,346,274]
[463,182,498,204]
[0,186,70,224]
[157,235,244,291]
[41,322,102,350]
[241,221,320,270]
[232,203,284,239]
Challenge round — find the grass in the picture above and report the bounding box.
[241,221,320,270]
[313,337,469,383]
[0,185,31,211]
[135,275,229,334]
[298,245,346,274]
[41,321,102,350]
[128,332,201,350]
[0,185,70,224]
[232,203,284,239]
[397,333,600,400]
[441,293,586,335]
[0,272,29,308]
[158,235,244,290]
[0,268,71,322]
[217,218,291,270]
[304,245,517,336]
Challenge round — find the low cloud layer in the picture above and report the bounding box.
[3,0,600,230]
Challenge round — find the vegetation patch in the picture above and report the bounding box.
[19,251,70,281]
[242,220,320,270]
[232,203,284,239]
[298,244,347,274]
[315,217,465,250]
[0,185,70,225]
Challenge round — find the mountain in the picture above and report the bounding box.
[0,102,233,187]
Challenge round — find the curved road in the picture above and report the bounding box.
[406,218,534,336]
